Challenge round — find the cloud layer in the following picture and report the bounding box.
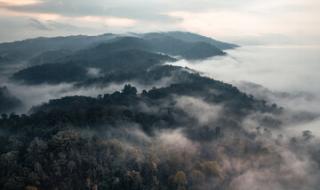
[0,0,320,44]
[170,45,320,137]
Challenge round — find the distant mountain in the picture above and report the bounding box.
[141,35,226,59]
[69,37,153,63]
[0,33,117,64]
[0,31,237,66]
[0,86,21,113]
[72,36,226,60]
[141,31,238,50]
[180,42,226,60]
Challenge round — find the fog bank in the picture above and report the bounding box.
[170,45,320,135]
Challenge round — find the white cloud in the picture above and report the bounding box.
[0,0,320,44]
[0,0,40,6]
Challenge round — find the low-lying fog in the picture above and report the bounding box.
[170,45,320,136]
[172,45,320,93]
[3,81,172,114]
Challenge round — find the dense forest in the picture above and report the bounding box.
[0,83,318,190]
[0,81,279,190]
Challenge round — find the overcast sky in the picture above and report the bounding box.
[0,0,319,45]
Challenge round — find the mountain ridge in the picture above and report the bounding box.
[0,31,237,65]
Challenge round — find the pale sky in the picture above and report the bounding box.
[0,0,320,44]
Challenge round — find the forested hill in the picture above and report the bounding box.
[0,67,284,189]
[0,86,282,190]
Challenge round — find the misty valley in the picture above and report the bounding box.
[0,32,320,190]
